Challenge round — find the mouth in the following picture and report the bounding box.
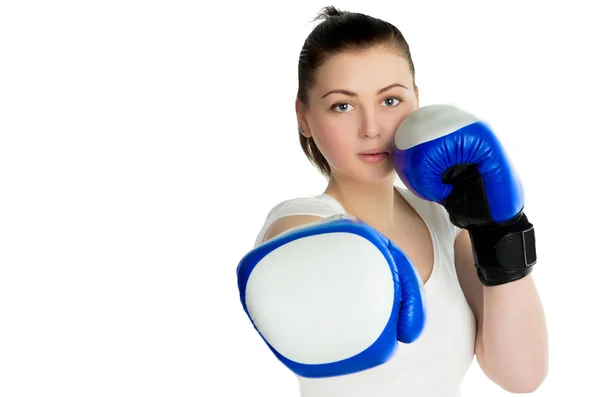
[358,149,391,155]
[357,150,391,163]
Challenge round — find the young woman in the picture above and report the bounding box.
[238,6,548,397]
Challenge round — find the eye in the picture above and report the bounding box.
[381,97,401,107]
[331,103,355,113]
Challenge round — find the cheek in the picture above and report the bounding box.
[402,100,419,118]
[312,120,354,164]
[389,102,419,133]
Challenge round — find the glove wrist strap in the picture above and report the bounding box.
[467,212,537,286]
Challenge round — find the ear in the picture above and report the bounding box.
[295,98,311,138]
[414,85,420,108]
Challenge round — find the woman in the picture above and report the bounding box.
[241,6,548,397]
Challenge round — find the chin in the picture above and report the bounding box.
[330,159,396,185]
[353,166,396,185]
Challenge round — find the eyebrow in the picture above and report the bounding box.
[321,83,408,99]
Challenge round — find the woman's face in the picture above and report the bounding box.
[297,45,419,184]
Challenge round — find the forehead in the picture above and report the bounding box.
[314,46,412,91]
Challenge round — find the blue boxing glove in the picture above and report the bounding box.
[392,104,536,286]
[236,214,426,378]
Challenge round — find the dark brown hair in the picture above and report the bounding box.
[297,6,416,178]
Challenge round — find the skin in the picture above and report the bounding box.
[296,45,418,234]
[285,44,549,393]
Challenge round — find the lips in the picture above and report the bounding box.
[357,151,390,163]
[359,149,390,155]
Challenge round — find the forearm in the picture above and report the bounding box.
[479,275,549,392]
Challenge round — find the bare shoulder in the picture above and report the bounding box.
[262,215,324,243]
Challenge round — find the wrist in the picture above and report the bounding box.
[467,212,537,286]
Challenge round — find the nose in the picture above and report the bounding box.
[358,107,382,138]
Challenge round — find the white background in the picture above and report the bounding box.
[1,0,598,396]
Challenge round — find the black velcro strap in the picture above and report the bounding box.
[496,226,537,270]
[468,212,537,286]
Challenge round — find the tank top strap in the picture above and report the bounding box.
[254,194,346,247]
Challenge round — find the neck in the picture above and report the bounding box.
[324,174,399,234]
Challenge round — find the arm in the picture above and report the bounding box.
[455,229,549,393]
[392,104,549,392]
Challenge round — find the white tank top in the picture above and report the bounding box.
[254,185,477,397]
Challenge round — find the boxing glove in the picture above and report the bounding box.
[392,104,536,286]
[236,214,426,378]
